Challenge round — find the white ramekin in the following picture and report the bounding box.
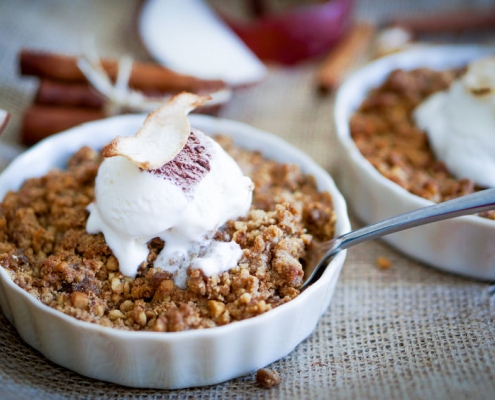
[0,114,350,389]
[334,45,495,281]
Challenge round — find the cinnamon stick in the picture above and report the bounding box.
[35,79,105,109]
[316,22,376,93]
[20,49,228,93]
[34,78,226,110]
[0,110,10,136]
[21,105,106,146]
[21,101,222,146]
[389,8,495,35]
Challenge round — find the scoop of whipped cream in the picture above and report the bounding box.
[86,93,253,288]
[414,56,495,188]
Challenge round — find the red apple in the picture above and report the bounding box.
[221,0,354,65]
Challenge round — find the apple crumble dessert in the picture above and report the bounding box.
[350,65,495,220]
[0,136,335,332]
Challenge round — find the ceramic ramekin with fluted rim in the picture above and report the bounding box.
[0,114,350,389]
[334,45,495,281]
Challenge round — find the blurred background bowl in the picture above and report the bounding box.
[334,45,495,281]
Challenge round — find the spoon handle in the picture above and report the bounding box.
[339,188,495,252]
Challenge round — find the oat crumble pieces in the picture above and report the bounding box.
[350,67,495,220]
[256,368,282,388]
[376,256,392,269]
[0,136,336,332]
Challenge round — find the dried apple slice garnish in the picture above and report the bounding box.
[102,92,209,169]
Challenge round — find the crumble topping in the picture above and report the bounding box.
[376,256,392,270]
[350,67,495,220]
[256,368,282,388]
[0,136,336,332]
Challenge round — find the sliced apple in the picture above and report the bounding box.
[102,93,209,170]
[138,0,266,86]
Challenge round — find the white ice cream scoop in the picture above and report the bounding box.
[414,56,495,188]
[86,94,254,287]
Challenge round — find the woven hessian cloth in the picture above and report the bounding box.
[1,1,495,399]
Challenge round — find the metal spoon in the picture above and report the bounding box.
[301,188,495,290]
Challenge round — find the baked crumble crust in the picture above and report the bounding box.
[0,136,336,332]
[350,67,495,220]
[256,368,282,388]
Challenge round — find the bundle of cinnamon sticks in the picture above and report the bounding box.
[19,50,229,145]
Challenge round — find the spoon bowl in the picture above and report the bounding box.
[302,188,495,289]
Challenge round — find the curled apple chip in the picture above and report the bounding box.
[102,92,209,169]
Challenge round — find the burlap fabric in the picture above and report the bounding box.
[1,1,495,399]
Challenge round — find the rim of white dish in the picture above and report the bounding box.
[334,44,495,229]
[0,113,350,340]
